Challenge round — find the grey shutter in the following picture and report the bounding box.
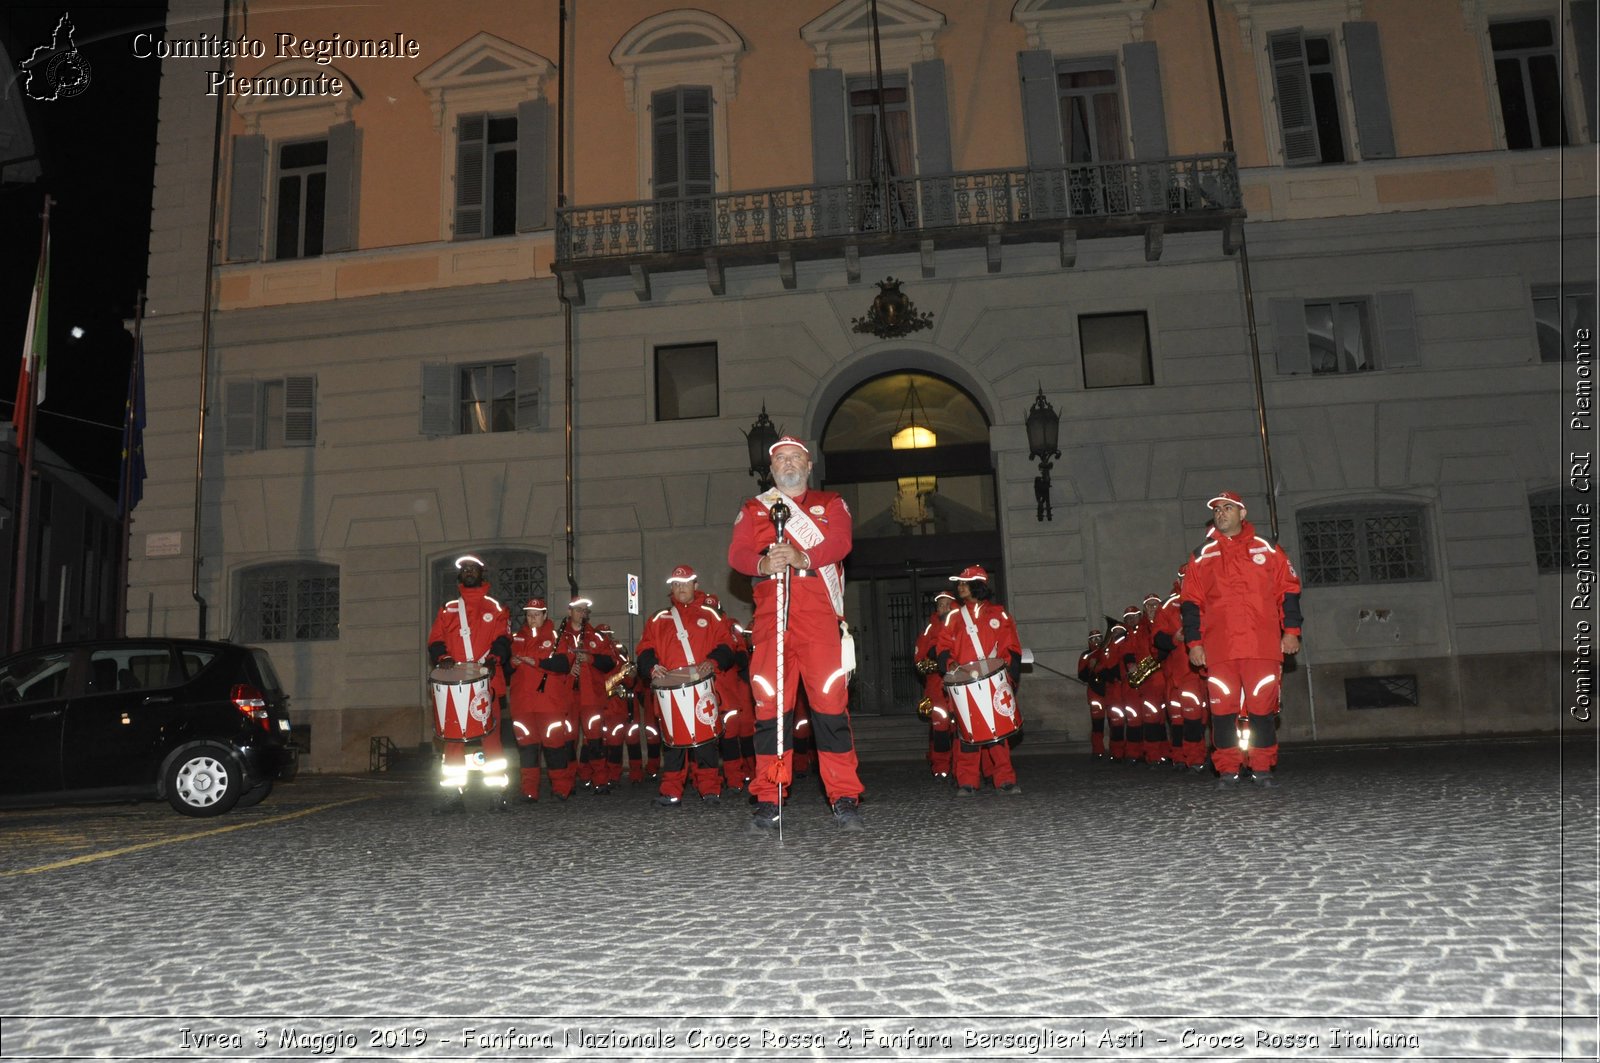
[284,375,316,445]
[226,134,267,262]
[1018,50,1063,167]
[1269,30,1321,166]
[454,114,487,240]
[809,68,849,236]
[515,354,546,430]
[224,381,258,450]
[420,363,456,437]
[1375,291,1419,368]
[651,89,679,198]
[911,59,954,227]
[1271,299,1312,374]
[322,121,358,252]
[1574,2,1599,138]
[1123,42,1169,159]
[1343,22,1395,160]
[516,99,549,232]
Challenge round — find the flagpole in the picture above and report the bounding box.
[11,196,51,653]
[118,293,145,636]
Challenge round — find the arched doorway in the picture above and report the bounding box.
[821,371,1003,715]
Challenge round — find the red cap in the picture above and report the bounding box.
[454,554,485,569]
[1143,593,1162,605]
[1088,628,1104,640]
[666,564,697,583]
[568,596,593,608]
[705,593,722,608]
[934,590,957,602]
[524,597,547,611]
[768,435,810,457]
[1122,604,1141,617]
[596,623,613,633]
[950,565,989,582]
[1207,490,1246,513]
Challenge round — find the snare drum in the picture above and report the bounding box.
[942,657,1021,746]
[430,663,495,741]
[652,666,721,747]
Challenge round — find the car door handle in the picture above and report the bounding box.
[29,709,62,721]
[143,695,174,705]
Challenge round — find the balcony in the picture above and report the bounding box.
[554,153,1243,302]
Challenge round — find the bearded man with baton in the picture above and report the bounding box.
[729,436,866,832]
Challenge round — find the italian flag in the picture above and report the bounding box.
[12,234,49,449]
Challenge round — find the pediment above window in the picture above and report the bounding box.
[610,10,746,110]
[800,0,947,71]
[1223,0,1363,45]
[1011,0,1157,50]
[416,32,554,128]
[232,60,361,134]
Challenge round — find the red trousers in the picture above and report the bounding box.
[1205,658,1282,775]
[510,709,574,798]
[953,738,1016,788]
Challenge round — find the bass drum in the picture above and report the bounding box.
[652,666,721,748]
[429,663,495,740]
[942,657,1021,746]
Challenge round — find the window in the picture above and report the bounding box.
[1269,30,1347,165]
[656,343,719,420]
[1533,282,1597,361]
[274,139,327,259]
[420,356,545,436]
[431,549,547,618]
[651,86,715,251]
[1273,292,1418,374]
[455,113,520,239]
[1080,312,1152,388]
[1530,488,1584,572]
[225,376,316,450]
[1059,59,1125,165]
[849,76,913,179]
[1345,674,1419,709]
[1297,505,1430,585]
[0,649,74,704]
[1491,17,1569,149]
[237,562,340,642]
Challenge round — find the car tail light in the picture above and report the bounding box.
[232,684,271,731]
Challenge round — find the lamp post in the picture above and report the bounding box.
[743,404,780,491]
[1025,386,1061,522]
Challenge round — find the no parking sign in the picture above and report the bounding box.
[627,573,639,616]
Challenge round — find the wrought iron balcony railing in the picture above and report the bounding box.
[556,153,1241,265]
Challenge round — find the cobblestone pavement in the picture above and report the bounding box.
[0,737,1594,1061]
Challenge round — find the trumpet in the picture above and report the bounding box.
[1128,655,1160,687]
[605,660,637,698]
[915,657,940,676]
[917,695,934,720]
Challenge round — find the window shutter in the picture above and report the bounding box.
[1574,2,1599,139]
[454,114,487,240]
[1122,42,1170,159]
[224,381,258,450]
[681,88,714,196]
[420,363,456,437]
[651,89,681,199]
[1268,30,1321,166]
[516,99,550,232]
[809,68,849,183]
[226,134,267,262]
[1271,299,1312,374]
[284,376,316,445]
[1018,49,1064,167]
[1343,22,1395,160]
[910,59,953,174]
[323,121,359,251]
[1376,291,1419,368]
[515,354,546,430]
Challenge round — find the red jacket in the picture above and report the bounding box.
[508,617,571,713]
[728,487,852,620]
[1180,521,1303,662]
[635,592,735,675]
[427,583,511,695]
[935,598,1022,683]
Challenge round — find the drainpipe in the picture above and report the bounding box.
[1205,0,1280,539]
[193,0,237,638]
[556,0,577,601]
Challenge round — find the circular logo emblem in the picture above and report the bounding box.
[809,505,825,515]
[990,618,1001,629]
[696,618,707,627]
[540,639,551,648]
[45,52,93,99]
[1252,554,1266,565]
[482,612,495,622]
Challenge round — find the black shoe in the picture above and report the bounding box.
[1252,773,1280,789]
[520,793,539,803]
[1216,773,1240,788]
[831,796,865,831]
[489,792,510,812]
[552,792,568,802]
[997,781,1023,795]
[653,794,682,808]
[954,785,976,798]
[747,793,760,806]
[750,802,780,830]
[702,793,721,806]
[432,792,466,815]
[595,783,615,795]
[1189,762,1209,774]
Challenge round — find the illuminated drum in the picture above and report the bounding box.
[652,666,721,747]
[942,657,1021,746]
[430,663,495,741]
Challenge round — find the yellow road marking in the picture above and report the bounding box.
[0,797,373,878]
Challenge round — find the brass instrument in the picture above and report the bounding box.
[605,660,637,698]
[917,695,933,720]
[915,656,940,676]
[1127,655,1160,687]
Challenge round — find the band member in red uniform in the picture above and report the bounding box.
[426,554,512,812]
[916,590,957,779]
[728,436,866,832]
[707,596,756,793]
[1154,565,1210,772]
[560,596,616,793]
[1131,593,1170,765]
[1078,629,1108,759]
[935,565,1023,796]
[508,598,576,800]
[593,622,632,789]
[1103,615,1138,763]
[1182,491,1303,788]
[637,565,736,806]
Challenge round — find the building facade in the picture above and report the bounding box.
[136,0,1594,771]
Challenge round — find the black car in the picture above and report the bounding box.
[0,638,298,816]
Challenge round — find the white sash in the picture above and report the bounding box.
[958,603,996,664]
[755,489,845,617]
[453,599,478,663]
[667,604,698,666]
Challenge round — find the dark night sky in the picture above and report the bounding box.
[3,2,167,498]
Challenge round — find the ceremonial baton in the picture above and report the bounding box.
[770,497,790,839]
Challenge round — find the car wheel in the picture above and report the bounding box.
[235,780,273,809]
[164,742,243,817]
